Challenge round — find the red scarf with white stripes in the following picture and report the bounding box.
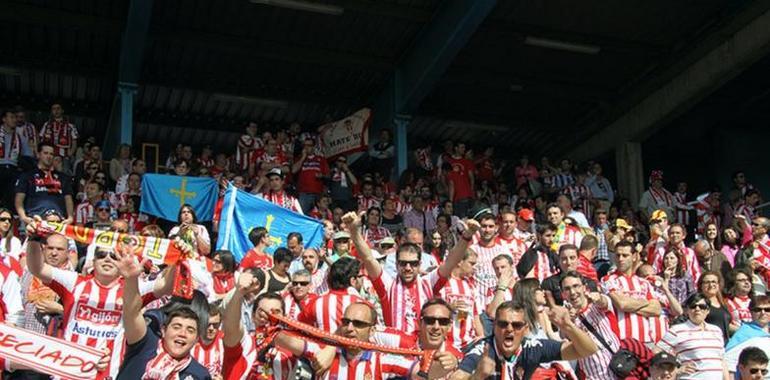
[649,187,672,207]
[263,190,295,210]
[142,339,192,380]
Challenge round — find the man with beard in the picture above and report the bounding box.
[436,250,484,351]
[455,301,597,379]
[470,213,512,307]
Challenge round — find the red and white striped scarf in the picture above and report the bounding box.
[649,187,673,207]
[142,339,192,380]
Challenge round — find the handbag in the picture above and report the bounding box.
[578,315,638,378]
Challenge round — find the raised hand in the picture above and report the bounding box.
[428,351,458,379]
[115,246,146,279]
[236,271,261,295]
[547,305,573,328]
[341,211,362,230]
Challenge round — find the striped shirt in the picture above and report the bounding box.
[470,238,511,307]
[674,192,690,226]
[727,295,752,323]
[498,235,527,268]
[235,134,262,171]
[551,173,575,190]
[304,342,416,380]
[298,287,363,333]
[436,277,481,351]
[657,321,725,379]
[571,296,620,380]
[283,293,316,320]
[47,268,155,379]
[357,195,381,213]
[363,225,391,245]
[648,285,671,343]
[223,331,294,380]
[649,243,702,284]
[600,271,656,343]
[74,201,95,226]
[370,270,445,335]
[695,199,720,236]
[192,332,224,377]
[735,203,756,222]
[259,191,303,214]
[0,263,23,326]
[562,184,593,218]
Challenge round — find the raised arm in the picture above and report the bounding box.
[438,219,479,278]
[486,266,514,316]
[115,246,147,345]
[24,216,54,283]
[222,270,260,347]
[548,306,598,360]
[344,211,382,279]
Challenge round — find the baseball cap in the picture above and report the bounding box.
[649,209,668,222]
[333,231,351,240]
[517,208,535,222]
[650,352,679,367]
[266,168,284,178]
[615,218,633,230]
[95,200,111,210]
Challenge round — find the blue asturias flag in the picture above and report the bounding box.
[140,174,218,221]
[217,184,324,261]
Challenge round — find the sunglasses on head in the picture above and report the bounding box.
[292,281,310,287]
[341,318,373,329]
[421,316,452,326]
[94,250,118,261]
[496,320,527,330]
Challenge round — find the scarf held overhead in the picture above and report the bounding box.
[36,221,184,266]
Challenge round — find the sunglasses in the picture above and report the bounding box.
[751,307,770,313]
[0,217,11,222]
[750,368,769,375]
[94,250,118,261]
[398,260,420,268]
[688,303,710,311]
[97,208,110,212]
[207,322,221,329]
[496,320,527,330]
[380,244,394,249]
[341,318,373,329]
[335,238,350,243]
[292,281,310,287]
[421,316,452,326]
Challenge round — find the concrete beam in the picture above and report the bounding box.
[568,3,770,162]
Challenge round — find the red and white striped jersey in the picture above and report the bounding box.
[39,119,78,157]
[649,244,702,284]
[436,277,481,351]
[695,199,720,236]
[497,235,527,267]
[0,263,23,326]
[304,342,415,380]
[283,293,317,320]
[18,121,37,149]
[415,147,433,171]
[600,272,656,343]
[394,199,411,215]
[251,150,288,171]
[727,295,752,324]
[647,286,671,343]
[571,297,620,380]
[527,250,559,283]
[74,201,95,226]
[258,191,303,214]
[197,157,214,169]
[192,331,224,377]
[235,134,262,171]
[310,267,328,295]
[551,223,583,251]
[357,195,381,213]
[470,238,511,307]
[223,331,294,380]
[47,268,155,379]
[657,320,725,379]
[562,184,593,218]
[363,225,391,245]
[370,270,446,335]
[735,203,756,222]
[674,192,690,226]
[298,288,364,333]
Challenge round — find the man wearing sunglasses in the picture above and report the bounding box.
[737,347,769,380]
[276,301,459,379]
[283,269,316,320]
[345,211,480,336]
[457,301,597,380]
[24,216,176,379]
[726,295,770,379]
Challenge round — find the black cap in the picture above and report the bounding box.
[650,352,679,367]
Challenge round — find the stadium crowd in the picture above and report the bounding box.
[0,103,768,379]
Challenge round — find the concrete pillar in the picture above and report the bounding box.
[394,114,410,177]
[615,142,644,205]
[118,82,137,145]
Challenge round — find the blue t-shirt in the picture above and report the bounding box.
[459,336,563,380]
[14,168,72,217]
[117,310,211,380]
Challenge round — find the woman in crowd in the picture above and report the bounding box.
[660,247,696,306]
[427,229,446,265]
[655,293,728,379]
[512,278,560,341]
[704,222,721,250]
[109,143,132,183]
[720,227,741,267]
[260,247,291,293]
[210,250,236,300]
[0,207,22,269]
[726,267,754,325]
[698,270,735,342]
[435,213,458,251]
[169,204,211,257]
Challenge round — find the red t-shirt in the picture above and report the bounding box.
[296,155,329,194]
[238,248,273,270]
[446,156,474,201]
[476,157,495,182]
